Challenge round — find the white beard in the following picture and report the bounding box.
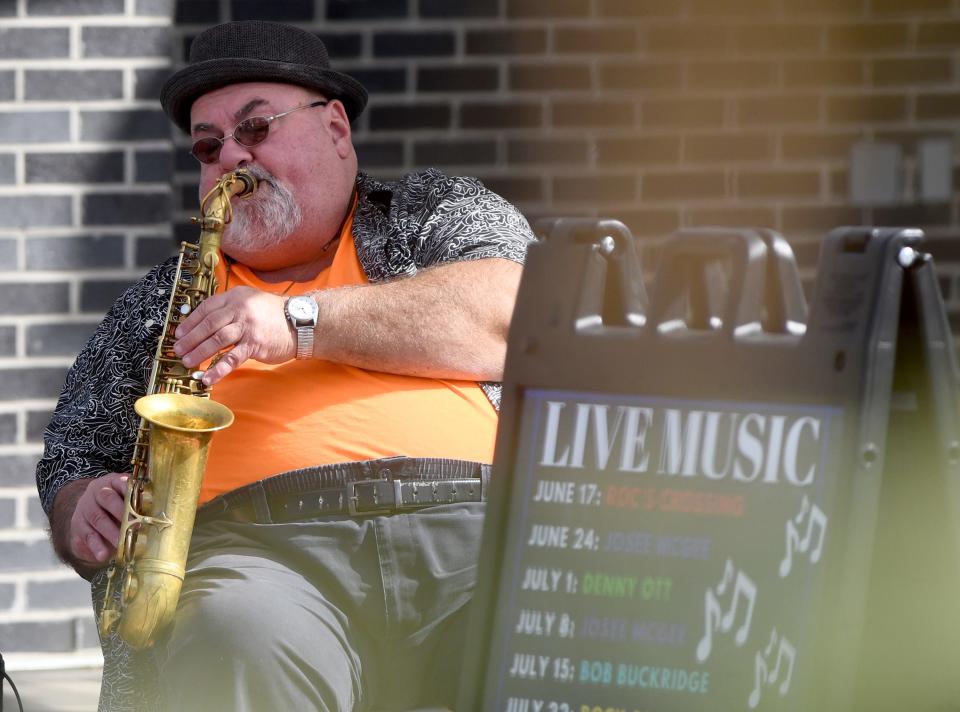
[224,165,303,252]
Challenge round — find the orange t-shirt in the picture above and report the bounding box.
[198,210,498,503]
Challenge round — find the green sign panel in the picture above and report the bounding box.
[488,389,843,712]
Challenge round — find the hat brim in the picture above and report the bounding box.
[160,57,368,133]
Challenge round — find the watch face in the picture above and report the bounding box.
[288,297,315,320]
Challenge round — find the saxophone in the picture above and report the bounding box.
[98,169,257,649]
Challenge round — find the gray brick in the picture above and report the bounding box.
[174,150,200,172]
[369,104,452,131]
[340,67,406,94]
[28,578,92,609]
[0,326,15,356]
[0,539,62,572]
[0,453,43,486]
[27,322,98,357]
[374,31,455,57]
[80,109,170,141]
[25,70,123,101]
[0,154,14,185]
[0,237,16,269]
[27,410,51,444]
[175,0,219,22]
[26,152,124,184]
[0,620,73,653]
[28,497,48,527]
[82,26,170,58]
[28,0,123,12]
[355,140,404,168]
[135,150,173,182]
[0,283,69,315]
[232,0,314,20]
[0,412,15,444]
[80,279,134,312]
[75,613,99,649]
[0,499,14,528]
[0,111,70,143]
[134,235,177,266]
[137,0,174,14]
[466,28,547,55]
[134,67,169,100]
[28,234,125,270]
[413,139,497,165]
[0,28,70,59]
[508,138,590,165]
[83,193,171,225]
[0,583,15,611]
[0,196,71,228]
[421,0,496,16]
[0,70,13,101]
[0,366,69,400]
[328,0,407,19]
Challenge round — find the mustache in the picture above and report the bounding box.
[236,164,278,190]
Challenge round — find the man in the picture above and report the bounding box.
[36,20,535,711]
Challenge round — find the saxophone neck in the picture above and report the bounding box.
[192,169,259,270]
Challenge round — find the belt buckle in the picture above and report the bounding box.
[346,479,396,516]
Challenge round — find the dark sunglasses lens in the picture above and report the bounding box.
[234,116,270,147]
[192,138,222,164]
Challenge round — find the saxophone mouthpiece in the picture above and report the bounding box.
[233,169,258,197]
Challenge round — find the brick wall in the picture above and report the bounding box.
[4,0,960,661]
[0,0,174,664]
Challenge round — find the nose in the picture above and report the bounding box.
[217,137,254,172]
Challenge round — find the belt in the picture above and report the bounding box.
[195,456,490,526]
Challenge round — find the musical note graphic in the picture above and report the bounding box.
[747,628,796,708]
[696,559,757,662]
[779,496,828,578]
[748,630,778,709]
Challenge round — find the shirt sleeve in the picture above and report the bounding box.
[412,171,537,268]
[35,262,172,516]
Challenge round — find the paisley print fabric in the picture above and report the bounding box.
[37,168,534,515]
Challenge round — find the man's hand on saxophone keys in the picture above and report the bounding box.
[68,472,129,565]
[173,287,300,386]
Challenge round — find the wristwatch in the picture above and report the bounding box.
[284,295,318,359]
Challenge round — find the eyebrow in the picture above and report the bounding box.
[191,97,271,135]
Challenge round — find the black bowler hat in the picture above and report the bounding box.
[160,20,368,133]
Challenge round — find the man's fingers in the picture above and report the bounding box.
[72,533,99,563]
[175,308,235,360]
[201,342,250,386]
[94,481,127,521]
[108,474,129,497]
[86,507,120,552]
[180,322,244,368]
[174,290,222,338]
[73,520,113,563]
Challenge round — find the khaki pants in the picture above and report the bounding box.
[156,501,484,711]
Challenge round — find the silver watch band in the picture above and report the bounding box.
[295,326,314,359]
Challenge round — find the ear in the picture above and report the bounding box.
[325,99,353,159]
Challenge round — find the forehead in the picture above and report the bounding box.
[191,82,309,127]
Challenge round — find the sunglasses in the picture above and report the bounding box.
[190,100,329,164]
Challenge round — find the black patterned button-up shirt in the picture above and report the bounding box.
[36,169,536,515]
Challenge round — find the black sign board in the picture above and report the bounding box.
[461,222,960,712]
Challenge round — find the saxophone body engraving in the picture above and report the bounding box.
[98,170,256,649]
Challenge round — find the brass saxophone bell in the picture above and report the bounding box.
[113,394,233,648]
